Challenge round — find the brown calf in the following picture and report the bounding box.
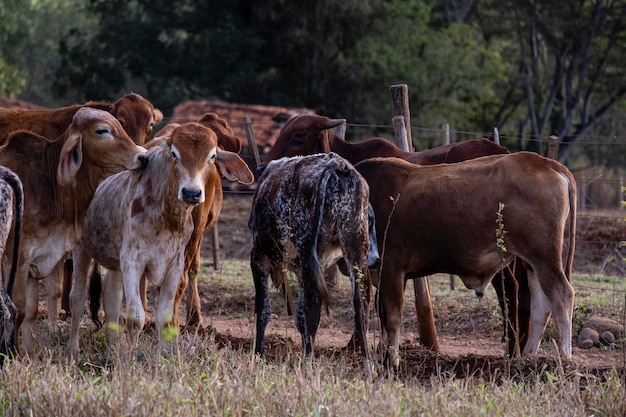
[355,153,576,371]
[0,108,147,355]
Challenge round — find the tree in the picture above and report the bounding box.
[473,0,626,162]
[0,0,96,107]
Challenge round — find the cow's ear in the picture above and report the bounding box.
[153,108,164,124]
[57,131,83,186]
[320,130,332,153]
[215,150,255,185]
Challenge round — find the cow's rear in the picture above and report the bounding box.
[249,153,378,374]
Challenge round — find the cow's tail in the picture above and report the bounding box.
[89,264,103,329]
[308,169,335,315]
[3,168,23,298]
[563,171,577,281]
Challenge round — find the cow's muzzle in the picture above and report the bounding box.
[181,187,202,204]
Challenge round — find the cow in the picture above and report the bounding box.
[0,92,163,321]
[0,107,148,356]
[0,92,163,146]
[249,153,380,375]
[128,112,250,327]
[0,166,23,366]
[353,153,576,371]
[257,113,528,356]
[68,122,253,355]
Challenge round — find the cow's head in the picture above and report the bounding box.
[57,107,148,187]
[197,112,243,153]
[165,123,253,204]
[258,114,345,173]
[110,93,163,145]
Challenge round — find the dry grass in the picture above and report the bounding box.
[0,324,624,417]
[1,264,624,417]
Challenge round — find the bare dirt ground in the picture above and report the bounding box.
[191,193,626,380]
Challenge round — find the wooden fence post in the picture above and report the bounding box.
[390,84,413,151]
[441,123,455,291]
[244,116,262,178]
[442,123,450,146]
[547,135,560,160]
[392,115,410,152]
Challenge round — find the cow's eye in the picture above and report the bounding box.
[171,151,178,159]
[292,133,305,144]
[96,129,109,135]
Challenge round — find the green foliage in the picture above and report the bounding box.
[0,58,25,97]
[0,0,97,106]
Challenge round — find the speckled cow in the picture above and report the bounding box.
[68,122,253,356]
[249,153,380,374]
[0,166,23,366]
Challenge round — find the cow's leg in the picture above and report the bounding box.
[140,275,148,314]
[9,266,27,356]
[46,260,64,322]
[20,276,40,356]
[296,276,323,360]
[525,265,574,357]
[61,258,73,316]
[121,266,146,344]
[491,264,521,357]
[155,271,180,345]
[67,247,94,358]
[252,256,271,357]
[176,230,204,327]
[185,250,203,326]
[102,270,124,346]
[515,262,531,353]
[378,264,405,374]
[349,262,373,376]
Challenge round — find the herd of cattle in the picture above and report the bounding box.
[0,94,577,376]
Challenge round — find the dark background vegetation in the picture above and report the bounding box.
[1,0,625,171]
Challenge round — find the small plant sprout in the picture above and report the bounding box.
[496,202,507,257]
[162,309,179,342]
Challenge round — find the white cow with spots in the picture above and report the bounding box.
[68,122,253,355]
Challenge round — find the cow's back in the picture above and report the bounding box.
[356,153,573,276]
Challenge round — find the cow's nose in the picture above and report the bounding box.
[137,154,149,168]
[182,188,202,203]
[368,256,380,270]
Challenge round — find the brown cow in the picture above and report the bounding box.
[0,166,23,366]
[0,92,163,146]
[249,153,380,375]
[0,108,147,355]
[258,113,528,356]
[0,93,163,320]
[67,123,253,355]
[355,153,576,371]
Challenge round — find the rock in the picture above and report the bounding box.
[577,316,624,349]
